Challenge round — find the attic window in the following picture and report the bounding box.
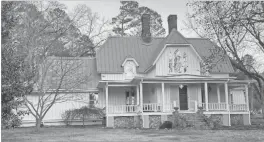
[168,49,188,74]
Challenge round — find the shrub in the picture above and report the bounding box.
[2,113,22,129]
[61,106,105,126]
[159,121,173,129]
[172,110,188,129]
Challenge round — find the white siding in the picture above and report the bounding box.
[143,84,158,103]
[22,93,90,121]
[101,74,125,80]
[230,89,246,104]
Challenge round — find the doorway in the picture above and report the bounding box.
[179,85,188,110]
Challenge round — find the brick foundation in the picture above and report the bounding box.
[210,114,223,125]
[230,114,244,126]
[149,115,161,128]
[114,116,134,128]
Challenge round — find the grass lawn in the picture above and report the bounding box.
[2,126,264,142]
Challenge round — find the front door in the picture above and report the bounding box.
[179,85,188,110]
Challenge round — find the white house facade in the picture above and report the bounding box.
[21,14,252,128]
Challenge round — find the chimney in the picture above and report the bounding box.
[141,14,151,43]
[168,15,177,33]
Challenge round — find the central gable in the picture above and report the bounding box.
[155,45,201,76]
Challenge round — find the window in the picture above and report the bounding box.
[124,61,136,79]
[89,93,98,107]
[168,49,188,74]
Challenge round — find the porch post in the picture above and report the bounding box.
[217,85,221,103]
[140,81,143,112]
[136,85,140,105]
[245,84,249,111]
[105,82,110,127]
[204,82,208,111]
[225,82,229,111]
[162,82,165,112]
[105,82,109,114]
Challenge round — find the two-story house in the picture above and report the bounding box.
[22,14,252,128]
[95,14,251,128]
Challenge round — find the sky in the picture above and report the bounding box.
[60,0,264,72]
[60,0,196,37]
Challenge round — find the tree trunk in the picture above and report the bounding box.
[36,118,42,130]
[250,85,254,110]
[82,114,85,127]
[262,103,264,118]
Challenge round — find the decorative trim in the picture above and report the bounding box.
[152,44,202,66]
[121,58,139,67]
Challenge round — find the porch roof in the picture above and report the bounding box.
[96,77,255,88]
[97,80,136,88]
[228,79,257,84]
[133,76,236,83]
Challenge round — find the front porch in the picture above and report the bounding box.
[103,78,250,116]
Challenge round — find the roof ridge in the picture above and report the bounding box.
[108,36,165,39]
[187,38,210,40]
[173,29,189,44]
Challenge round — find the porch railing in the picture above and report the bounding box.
[209,103,227,110]
[198,103,247,111]
[199,103,227,111]
[229,104,247,111]
[108,105,138,114]
[143,103,162,112]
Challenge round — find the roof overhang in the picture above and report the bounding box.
[228,79,257,84]
[97,80,139,88]
[132,76,237,84]
[31,88,99,94]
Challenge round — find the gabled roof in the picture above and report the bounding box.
[96,32,234,74]
[145,29,202,71]
[166,28,189,44]
[96,36,163,73]
[187,38,234,73]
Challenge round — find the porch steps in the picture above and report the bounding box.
[185,114,207,127]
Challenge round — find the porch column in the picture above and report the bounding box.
[204,82,208,111]
[105,82,109,114]
[136,85,140,105]
[224,82,229,111]
[162,82,165,112]
[140,82,143,112]
[245,84,249,111]
[217,85,221,103]
[105,82,111,127]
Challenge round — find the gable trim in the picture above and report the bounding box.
[121,58,139,67]
[152,44,202,66]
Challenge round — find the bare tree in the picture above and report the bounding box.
[186,1,264,116]
[23,57,90,129]
[1,1,107,129]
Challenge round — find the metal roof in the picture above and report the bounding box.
[96,36,164,73]
[44,57,100,91]
[96,31,234,74]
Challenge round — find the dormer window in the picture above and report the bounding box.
[122,58,139,79]
[124,61,136,78]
